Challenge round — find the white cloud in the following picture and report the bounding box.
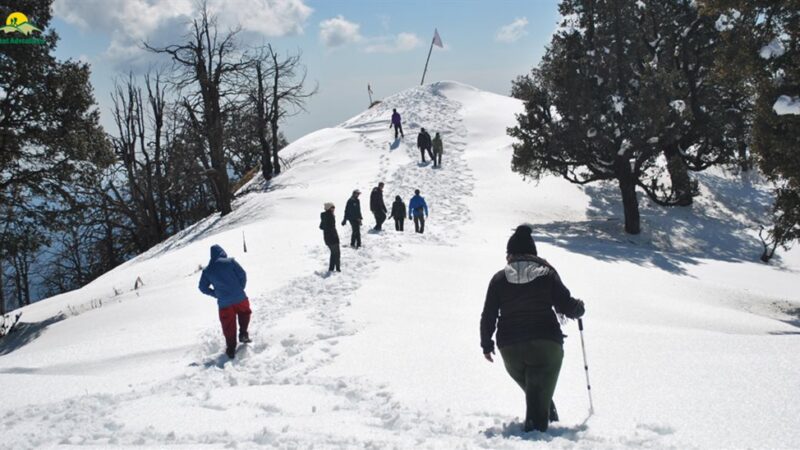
[495,17,529,43]
[364,32,421,53]
[211,0,313,37]
[54,0,313,70]
[319,15,362,48]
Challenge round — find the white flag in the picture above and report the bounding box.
[432,28,443,48]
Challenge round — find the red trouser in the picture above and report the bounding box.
[218,299,251,350]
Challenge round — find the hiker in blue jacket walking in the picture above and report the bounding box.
[199,245,252,359]
[408,189,429,234]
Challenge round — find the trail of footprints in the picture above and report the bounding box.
[1,87,492,449]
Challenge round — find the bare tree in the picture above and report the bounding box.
[145,4,251,215]
[265,45,317,175]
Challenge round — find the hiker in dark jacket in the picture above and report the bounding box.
[370,182,388,231]
[389,195,406,231]
[342,189,363,248]
[480,225,585,433]
[199,245,252,359]
[319,202,341,272]
[408,189,428,233]
[432,132,443,168]
[390,108,404,139]
[417,128,432,163]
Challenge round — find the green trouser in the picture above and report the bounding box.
[499,339,564,432]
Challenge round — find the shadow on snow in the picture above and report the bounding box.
[531,172,777,276]
[0,314,66,356]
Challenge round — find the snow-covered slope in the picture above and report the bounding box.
[1,81,798,449]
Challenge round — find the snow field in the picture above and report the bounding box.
[0,81,798,449]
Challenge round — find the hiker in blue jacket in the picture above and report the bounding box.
[199,245,252,359]
[408,189,429,234]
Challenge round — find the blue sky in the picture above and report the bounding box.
[50,0,561,140]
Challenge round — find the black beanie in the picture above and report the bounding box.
[507,225,537,255]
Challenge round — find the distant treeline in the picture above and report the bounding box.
[0,1,315,313]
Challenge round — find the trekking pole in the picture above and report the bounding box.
[578,318,595,415]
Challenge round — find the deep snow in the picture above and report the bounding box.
[1,81,799,449]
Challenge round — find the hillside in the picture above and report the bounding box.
[1,81,798,449]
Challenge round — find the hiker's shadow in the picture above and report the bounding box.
[389,138,400,150]
[482,421,588,442]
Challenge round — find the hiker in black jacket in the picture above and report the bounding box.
[416,128,432,163]
[370,182,388,231]
[389,195,406,231]
[480,225,585,433]
[319,202,340,272]
[342,189,363,248]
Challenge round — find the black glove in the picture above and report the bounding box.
[571,299,585,319]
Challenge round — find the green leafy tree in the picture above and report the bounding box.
[0,0,112,310]
[509,0,745,234]
[702,0,800,260]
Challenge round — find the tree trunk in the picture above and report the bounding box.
[738,142,750,172]
[255,62,273,181]
[208,116,232,216]
[0,259,5,315]
[617,171,641,235]
[664,145,693,206]
[271,51,281,175]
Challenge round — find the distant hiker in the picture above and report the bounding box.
[320,202,341,272]
[417,128,432,163]
[342,189,363,248]
[198,245,252,359]
[389,195,406,231]
[480,225,586,433]
[370,182,388,231]
[432,132,443,168]
[408,189,429,234]
[390,108,404,139]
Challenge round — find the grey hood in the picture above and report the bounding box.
[504,260,550,284]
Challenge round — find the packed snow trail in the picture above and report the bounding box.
[0,85,497,448]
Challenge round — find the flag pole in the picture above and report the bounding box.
[420,36,434,86]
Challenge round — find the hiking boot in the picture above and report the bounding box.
[226,346,236,359]
[239,331,251,343]
[523,418,535,433]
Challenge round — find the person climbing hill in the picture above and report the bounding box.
[390,108,404,139]
[198,245,252,359]
[432,132,443,168]
[389,195,406,231]
[343,189,363,248]
[480,225,585,433]
[408,189,429,234]
[370,182,388,231]
[417,128,432,163]
[320,202,341,272]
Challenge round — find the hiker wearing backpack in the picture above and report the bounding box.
[408,189,428,234]
[370,182,388,231]
[417,128,432,163]
[480,225,585,433]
